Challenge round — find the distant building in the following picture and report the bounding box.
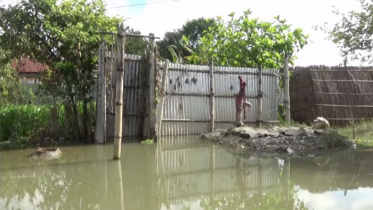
[11,56,47,84]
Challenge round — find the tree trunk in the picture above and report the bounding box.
[83,98,91,143]
[71,98,81,141]
[64,73,81,141]
[64,100,71,137]
[50,105,58,131]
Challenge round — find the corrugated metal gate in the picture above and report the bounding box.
[105,54,144,142]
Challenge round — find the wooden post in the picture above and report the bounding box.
[113,25,125,160]
[102,45,107,144]
[157,60,169,137]
[209,61,215,132]
[284,56,291,125]
[258,67,263,128]
[95,41,106,144]
[148,33,157,140]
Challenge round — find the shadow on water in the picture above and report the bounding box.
[1,136,373,209]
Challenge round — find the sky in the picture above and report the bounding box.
[1,0,365,67]
[103,0,363,67]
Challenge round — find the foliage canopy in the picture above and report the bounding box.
[0,0,122,141]
[187,10,309,69]
[157,17,217,63]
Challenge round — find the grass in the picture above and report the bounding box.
[276,118,308,128]
[277,116,373,147]
[277,118,373,147]
[334,121,373,147]
[141,139,154,145]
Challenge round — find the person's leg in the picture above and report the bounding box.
[235,106,244,127]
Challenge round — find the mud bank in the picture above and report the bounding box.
[200,126,356,158]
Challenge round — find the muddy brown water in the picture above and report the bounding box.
[1,136,373,210]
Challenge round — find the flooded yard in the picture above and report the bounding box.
[1,136,373,210]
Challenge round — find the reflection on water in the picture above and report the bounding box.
[1,136,373,210]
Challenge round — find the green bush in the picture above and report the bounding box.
[0,102,96,146]
[0,104,51,142]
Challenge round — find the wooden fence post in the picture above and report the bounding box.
[258,67,263,128]
[157,60,169,137]
[102,44,107,145]
[113,25,125,160]
[284,56,291,125]
[209,61,215,132]
[148,33,157,140]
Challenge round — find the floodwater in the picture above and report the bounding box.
[1,136,373,210]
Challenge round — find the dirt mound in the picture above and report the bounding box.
[200,126,356,158]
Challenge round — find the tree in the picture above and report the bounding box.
[157,31,194,63]
[157,17,217,63]
[0,0,122,142]
[317,0,373,64]
[179,17,217,50]
[124,26,148,55]
[0,62,22,106]
[187,10,309,69]
[0,47,27,106]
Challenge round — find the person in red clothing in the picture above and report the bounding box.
[235,76,252,127]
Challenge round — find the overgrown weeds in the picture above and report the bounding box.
[335,121,373,147]
[0,104,51,142]
[0,102,96,150]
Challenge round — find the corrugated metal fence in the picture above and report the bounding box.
[159,62,280,136]
[101,54,279,139]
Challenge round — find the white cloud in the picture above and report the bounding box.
[297,187,373,210]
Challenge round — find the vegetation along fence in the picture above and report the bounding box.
[98,51,280,142]
[290,66,373,126]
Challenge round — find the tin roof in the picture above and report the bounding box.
[11,56,47,74]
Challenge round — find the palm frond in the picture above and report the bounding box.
[168,46,180,63]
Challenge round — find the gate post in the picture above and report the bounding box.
[113,24,125,160]
[209,61,215,132]
[147,33,157,140]
[157,60,169,138]
[258,66,263,128]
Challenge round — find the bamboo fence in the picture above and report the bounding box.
[290,66,373,126]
